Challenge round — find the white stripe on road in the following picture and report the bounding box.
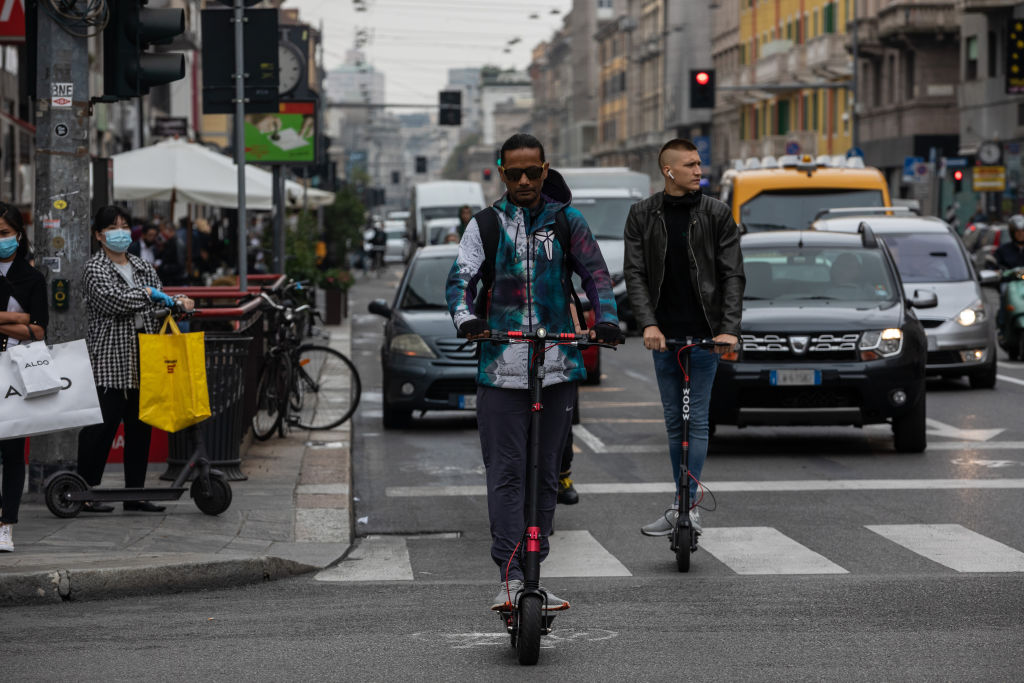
[867,524,1024,572]
[386,478,1024,497]
[541,530,632,578]
[997,373,1024,387]
[700,527,848,574]
[315,536,414,582]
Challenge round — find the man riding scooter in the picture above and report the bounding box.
[995,215,1024,359]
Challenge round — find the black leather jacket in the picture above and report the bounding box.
[623,190,745,337]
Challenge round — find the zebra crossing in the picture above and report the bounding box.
[314,523,1024,582]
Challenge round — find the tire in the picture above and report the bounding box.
[675,528,692,573]
[292,345,362,431]
[191,474,233,515]
[893,391,927,453]
[252,355,289,441]
[44,472,88,518]
[516,594,543,666]
[969,359,997,389]
[382,399,411,429]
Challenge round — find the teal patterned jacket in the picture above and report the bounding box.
[445,169,618,389]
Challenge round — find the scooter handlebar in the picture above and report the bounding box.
[665,337,730,349]
[459,328,620,350]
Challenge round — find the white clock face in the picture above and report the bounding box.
[979,141,1001,165]
[279,44,303,94]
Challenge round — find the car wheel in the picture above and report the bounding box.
[584,350,601,385]
[892,391,927,453]
[969,358,997,389]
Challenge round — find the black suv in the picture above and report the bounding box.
[711,228,937,452]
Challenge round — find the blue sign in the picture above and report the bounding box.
[693,135,711,167]
[902,156,924,182]
[846,147,865,158]
[945,157,968,168]
[785,140,800,155]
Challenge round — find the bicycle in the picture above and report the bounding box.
[251,285,362,440]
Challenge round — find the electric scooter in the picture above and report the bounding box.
[997,266,1024,360]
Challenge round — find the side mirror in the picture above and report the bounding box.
[368,299,392,318]
[978,269,1001,287]
[910,290,938,309]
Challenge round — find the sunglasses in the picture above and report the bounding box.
[502,166,545,182]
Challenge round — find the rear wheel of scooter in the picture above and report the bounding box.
[675,528,692,572]
[44,472,88,518]
[516,594,543,665]
[192,474,233,515]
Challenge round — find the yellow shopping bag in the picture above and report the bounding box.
[138,314,211,433]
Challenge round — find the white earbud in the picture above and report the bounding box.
[667,169,675,180]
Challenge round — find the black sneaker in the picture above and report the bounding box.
[557,476,579,505]
[82,501,114,513]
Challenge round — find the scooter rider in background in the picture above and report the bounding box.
[995,215,1024,270]
[623,138,745,537]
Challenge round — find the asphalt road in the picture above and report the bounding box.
[7,268,1024,680]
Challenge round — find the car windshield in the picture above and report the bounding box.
[399,256,453,309]
[421,205,479,223]
[385,228,404,239]
[742,246,899,303]
[741,189,885,231]
[571,197,637,239]
[882,232,971,283]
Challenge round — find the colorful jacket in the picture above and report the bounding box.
[445,169,618,389]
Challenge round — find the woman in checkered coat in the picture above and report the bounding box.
[75,206,194,513]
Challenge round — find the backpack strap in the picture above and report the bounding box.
[553,209,588,331]
[473,208,500,319]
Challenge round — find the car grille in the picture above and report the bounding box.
[741,386,860,408]
[741,333,860,361]
[918,319,945,329]
[426,378,478,400]
[435,337,477,361]
[927,350,962,365]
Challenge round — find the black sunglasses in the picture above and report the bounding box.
[502,166,545,182]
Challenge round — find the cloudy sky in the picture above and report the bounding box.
[281,0,572,105]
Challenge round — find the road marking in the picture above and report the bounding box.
[315,536,414,582]
[578,386,626,393]
[926,418,1003,441]
[542,530,632,578]
[700,527,848,574]
[578,401,662,408]
[867,524,1024,572]
[572,425,607,452]
[926,441,1024,451]
[624,369,650,383]
[296,483,349,495]
[581,418,663,424]
[997,373,1024,387]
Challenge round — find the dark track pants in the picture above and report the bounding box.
[76,387,152,488]
[0,438,25,524]
[477,381,576,582]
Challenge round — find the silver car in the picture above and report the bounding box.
[813,211,1000,388]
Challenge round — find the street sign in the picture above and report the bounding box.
[973,166,1006,192]
[902,156,923,183]
[846,146,865,159]
[786,140,801,155]
[945,157,968,168]
[0,0,25,43]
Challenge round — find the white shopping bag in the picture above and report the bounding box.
[0,339,104,439]
[7,341,63,398]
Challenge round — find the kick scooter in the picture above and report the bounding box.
[473,327,618,665]
[665,337,722,573]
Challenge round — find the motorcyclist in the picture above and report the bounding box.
[994,215,1024,270]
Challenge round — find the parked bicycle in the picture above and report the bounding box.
[251,282,361,440]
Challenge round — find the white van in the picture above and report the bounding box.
[558,167,652,331]
[408,181,486,247]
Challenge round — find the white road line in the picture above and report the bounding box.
[867,524,1024,572]
[700,527,848,574]
[385,478,1024,497]
[997,373,1024,387]
[571,425,607,453]
[541,530,632,578]
[314,536,414,582]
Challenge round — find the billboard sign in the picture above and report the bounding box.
[244,101,317,165]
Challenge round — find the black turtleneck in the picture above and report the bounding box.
[655,191,711,339]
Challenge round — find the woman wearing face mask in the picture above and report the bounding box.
[0,202,47,551]
[76,205,194,513]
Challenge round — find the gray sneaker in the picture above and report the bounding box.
[540,586,570,611]
[640,508,679,536]
[491,579,523,611]
[689,508,703,535]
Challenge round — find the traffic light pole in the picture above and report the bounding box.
[233,0,249,290]
[29,6,92,489]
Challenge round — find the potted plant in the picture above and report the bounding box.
[319,267,353,324]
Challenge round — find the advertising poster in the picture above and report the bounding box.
[244,101,316,164]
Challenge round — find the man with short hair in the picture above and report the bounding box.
[623,138,745,537]
[446,133,621,612]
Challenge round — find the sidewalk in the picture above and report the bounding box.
[0,318,355,606]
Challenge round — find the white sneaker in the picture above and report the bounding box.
[640,507,679,536]
[0,524,13,552]
[491,579,523,611]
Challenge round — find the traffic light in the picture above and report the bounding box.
[690,69,715,109]
[104,0,186,99]
[439,90,462,126]
[953,169,964,193]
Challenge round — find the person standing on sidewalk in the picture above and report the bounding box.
[446,133,621,611]
[623,138,744,537]
[0,202,47,551]
[76,206,194,513]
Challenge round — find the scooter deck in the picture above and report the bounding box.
[68,487,187,503]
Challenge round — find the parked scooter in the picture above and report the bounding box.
[997,266,1024,360]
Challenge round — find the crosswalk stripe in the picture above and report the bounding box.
[315,536,414,582]
[542,531,632,578]
[699,527,849,575]
[866,524,1024,572]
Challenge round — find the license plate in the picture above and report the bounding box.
[458,394,477,409]
[770,369,821,386]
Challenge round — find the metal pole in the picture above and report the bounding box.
[233,0,248,290]
[272,165,284,273]
[29,4,90,488]
[850,0,859,151]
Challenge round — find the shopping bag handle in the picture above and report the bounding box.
[158,312,183,335]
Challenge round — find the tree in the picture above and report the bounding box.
[323,176,367,270]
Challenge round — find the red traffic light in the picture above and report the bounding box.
[952,169,964,181]
[694,71,711,86]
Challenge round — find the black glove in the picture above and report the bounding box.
[458,318,489,338]
[591,322,623,345]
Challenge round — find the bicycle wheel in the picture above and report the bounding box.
[291,345,362,430]
[252,354,290,440]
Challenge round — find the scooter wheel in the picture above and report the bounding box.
[44,472,88,518]
[191,474,232,515]
[516,594,543,665]
[675,528,692,573]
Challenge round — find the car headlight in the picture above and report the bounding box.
[859,328,903,360]
[390,333,437,358]
[955,300,986,327]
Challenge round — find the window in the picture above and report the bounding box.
[812,91,819,129]
[905,51,915,100]
[888,55,896,103]
[989,31,997,78]
[813,9,819,37]
[777,99,790,135]
[1018,103,1024,126]
[824,2,836,34]
[966,35,978,80]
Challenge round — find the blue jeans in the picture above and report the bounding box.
[652,347,719,504]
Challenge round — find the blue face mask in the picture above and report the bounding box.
[104,228,132,253]
[0,235,18,259]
